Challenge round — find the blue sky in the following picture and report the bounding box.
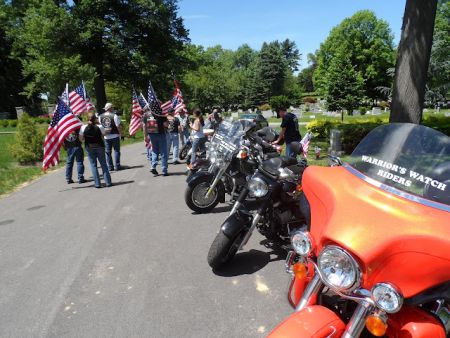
[178,0,406,69]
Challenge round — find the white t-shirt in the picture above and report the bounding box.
[99,113,121,140]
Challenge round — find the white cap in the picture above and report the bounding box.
[104,102,114,111]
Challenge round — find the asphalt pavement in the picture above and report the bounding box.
[0,143,293,338]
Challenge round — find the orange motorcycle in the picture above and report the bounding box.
[269,123,450,338]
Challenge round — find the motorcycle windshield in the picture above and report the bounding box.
[346,123,450,207]
[212,120,244,154]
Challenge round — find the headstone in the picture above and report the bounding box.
[231,112,239,119]
[352,110,360,116]
[372,107,381,115]
[15,106,25,119]
[330,129,342,153]
[47,104,56,115]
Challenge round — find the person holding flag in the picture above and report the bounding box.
[143,82,169,177]
[98,102,122,171]
[63,126,85,184]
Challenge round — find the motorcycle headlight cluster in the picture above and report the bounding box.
[290,231,313,256]
[372,283,403,313]
[318,246,360,291]
[248,177,268,197]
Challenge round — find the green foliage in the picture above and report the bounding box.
[269,96,290,112]
[105,82,132,122]
[423,115,450,135]
[0,120,9,128]
[314,10,395,101]
[323,51,365,113]
[306,120,335,139]
[303,97,317,104]
[259,103,271,111]
[8,120,17,128]
[337,122,382,153]
[9,113,45,164]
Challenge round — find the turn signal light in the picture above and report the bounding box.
[365,315,387,337]
[292,262,307,279]
[296,184,302,192]
[240,151,247,159]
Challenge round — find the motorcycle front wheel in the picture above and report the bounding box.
[207,231,244,269]
[185,176,220,213]
[179,143,191,160]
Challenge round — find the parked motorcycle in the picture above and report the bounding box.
[207,142,308,269]
[184,120,256,213]
[269,123,450,338]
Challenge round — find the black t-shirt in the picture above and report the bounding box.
[281,112,301,143]
[168,117,180,134]
[64,129,81,149]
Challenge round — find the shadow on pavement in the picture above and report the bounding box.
[191,204,232,215]
[117,165,144,170]
[213,249,271,276]
[69,180,135,190]
[166,171,188,176]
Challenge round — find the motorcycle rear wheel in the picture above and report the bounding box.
[207,231,243,269]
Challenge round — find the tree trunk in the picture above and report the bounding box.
[93,53,107,113]
[390,0,437,124]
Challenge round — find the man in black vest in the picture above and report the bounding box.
[63,127,85,184]
[99,102,122,171]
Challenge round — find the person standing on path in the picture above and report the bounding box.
[272,106,301,158]
[63,127,85,184]
[189,108,206,166]
[99,103,122,171]
[167,108,181,164]
[178,109,190,146]
[79,113,112,188]
[143,108,169,176]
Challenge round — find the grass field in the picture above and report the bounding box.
[0,129,144,198]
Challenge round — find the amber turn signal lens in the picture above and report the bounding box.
[296,184,302,192]
[365,315,387,337]
[241,152,247,159]
[292,263,307,279]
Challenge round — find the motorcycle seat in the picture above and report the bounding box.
[260,157,283,176]
[281,156,298,166]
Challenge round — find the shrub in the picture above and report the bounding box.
[33,117,51,124]
[10,113,45,164]
[8,120,18,128]
[303,96,317,104]
[270,95,290,112]
[0,120,9,128]
[336,122,382,154]
[423,115,450,136]
[306,120,336,139]
[259,103,271,111]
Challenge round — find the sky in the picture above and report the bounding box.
[178,0,406,69]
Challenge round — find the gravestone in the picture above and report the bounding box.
[15,107,25,119]
[372,107,381,115]
[330,129,342,155]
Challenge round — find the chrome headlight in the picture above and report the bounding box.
[372,283,403,313]
[248,177,268,197]
[291,231,313,256]
[318,246,360,291]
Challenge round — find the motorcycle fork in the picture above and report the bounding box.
[230,187,249,216]
[238,199,270,250]
[205,167,226,197]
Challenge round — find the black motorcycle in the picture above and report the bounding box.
[207,142,308,269]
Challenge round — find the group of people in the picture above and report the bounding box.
[142,107,208,176]
[64,103,122,188]
[64,103,299,187]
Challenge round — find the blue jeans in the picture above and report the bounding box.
[105,137,121,170]
[285,142,301,158]
[86,147,111,187]
[181,129,190,145]
[149,133,168,174]
[168,133,180,161]
[191,137,206,164]
[65,146,85,182]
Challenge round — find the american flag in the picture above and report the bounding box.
[129,89,143,136]
[69,83,94,115]
[147,81,164,116]
[300,132,313,157]
[138,93,148,109]
[160,99,172,114]
[173,80,186,113]
[43,98,83,170]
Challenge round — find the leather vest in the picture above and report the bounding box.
[144,112,159,134]
[64,129,81,148]
[99,113,119,135]
[83,124,104,148]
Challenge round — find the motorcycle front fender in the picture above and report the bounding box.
[268,305,345,338]
[186,171,226,203]
[221,209,252,239]
[186,169,212,185]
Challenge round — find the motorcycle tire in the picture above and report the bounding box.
[185,176,220,213]
[179,144,191,160]
[207,231,243,269]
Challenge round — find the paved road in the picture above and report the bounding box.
[0,143,293,338]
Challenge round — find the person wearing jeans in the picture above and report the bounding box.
[79,113,112,188]
[143,109,169,176]
[63,128,85,184]
[167,109,181,164]
[189,108,206,165]
[99,102,122,171]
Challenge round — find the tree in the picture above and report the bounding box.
[390,0,438,123]
[298,52,317,93]
[9,0,189,110]
[323,50,365,121]
[314,10,395,101]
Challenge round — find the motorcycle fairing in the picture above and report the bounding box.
[302,166,450,298]
[267,305,345,338]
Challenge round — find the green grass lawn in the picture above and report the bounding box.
[0,129,144,197]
